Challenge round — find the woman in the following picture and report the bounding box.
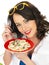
[2,1,49,65]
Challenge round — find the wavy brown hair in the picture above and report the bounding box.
[8,1,49,40]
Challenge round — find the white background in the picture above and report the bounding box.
[0,0,49,56]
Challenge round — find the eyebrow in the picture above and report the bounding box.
[15,19,27,25]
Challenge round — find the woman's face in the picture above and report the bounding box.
[13,13,37,38]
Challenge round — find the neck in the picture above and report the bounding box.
[26,35,40,55]
[28,36,40,55]
[28,35,40,48]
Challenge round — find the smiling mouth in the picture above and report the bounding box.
[24,29,32,35]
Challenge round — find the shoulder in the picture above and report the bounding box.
[37,33,49,54]
[42,33,49,48]
[33,33,49,54]
[31,33,49,65]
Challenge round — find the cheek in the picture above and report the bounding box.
[32,24,37,30]
[29,22,37,29]
[17,27,24,34]
[29,22,37,32]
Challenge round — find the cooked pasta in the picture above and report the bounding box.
[8,39,31,51]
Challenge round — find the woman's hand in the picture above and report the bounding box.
[14,52,28,63]
[14,52,36,65]
[2,25,13,42]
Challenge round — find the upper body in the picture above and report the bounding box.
[2,1,49,65]
[9,33,49,65]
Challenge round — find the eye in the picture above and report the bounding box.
[24,19,29,23]
[25,19,28,22]
[16,24,21,27]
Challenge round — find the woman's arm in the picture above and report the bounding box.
[3,50,12,65]
[24,56,36,65]
[2,25,14,65]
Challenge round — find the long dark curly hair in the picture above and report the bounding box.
[8,1,49,40]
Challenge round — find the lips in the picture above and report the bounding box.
[24,29,32,35]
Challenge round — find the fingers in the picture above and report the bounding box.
[2,25,12,36]
[14,52,28,60]
[4,25,12,32]
[14,52,28,56]
[2,32,12,42]
[2,25,13,42]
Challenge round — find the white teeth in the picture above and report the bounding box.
[26,31,30,33]
[24,29,32,34]
[25,30,31,33]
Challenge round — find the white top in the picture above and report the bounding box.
[9,33,49,65]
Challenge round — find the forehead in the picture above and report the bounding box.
[13,13,25,22]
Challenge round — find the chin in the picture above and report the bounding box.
[26,35,33,39]
[26,33,36,39]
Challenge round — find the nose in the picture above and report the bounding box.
[22,24,27,31]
